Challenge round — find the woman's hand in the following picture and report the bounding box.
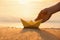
[35,8,52,23]
[35,2,60,23]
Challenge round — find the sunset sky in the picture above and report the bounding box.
[0,0,60,28]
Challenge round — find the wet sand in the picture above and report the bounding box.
[0,27,60,40]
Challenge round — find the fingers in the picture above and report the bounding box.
[35,8,52,23]
[35,8,48,21]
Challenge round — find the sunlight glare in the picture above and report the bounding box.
[19,0,28,4]
[15,25,24,28]
[19,0,45,4]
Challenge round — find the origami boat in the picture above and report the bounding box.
[21,19,42,28]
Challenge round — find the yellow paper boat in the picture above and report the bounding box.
[21,19,42,28]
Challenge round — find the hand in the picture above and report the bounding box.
[35,8,53,23]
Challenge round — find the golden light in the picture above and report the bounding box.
[19,0,45,4]
[0,0,60,28]
[19,0,28,4]
[15,25,24,28]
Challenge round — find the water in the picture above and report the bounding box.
[0,22,60,28]
[0,22,23,28]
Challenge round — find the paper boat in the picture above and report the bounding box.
[21,19,42,28]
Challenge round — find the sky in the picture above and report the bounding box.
[0,0,60,28]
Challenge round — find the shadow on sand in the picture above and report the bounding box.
[21,28,60,40]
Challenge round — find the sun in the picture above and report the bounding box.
[19,0,45,4]
[19,0,28,4]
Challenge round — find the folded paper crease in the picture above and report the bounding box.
[21,19,42,28]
